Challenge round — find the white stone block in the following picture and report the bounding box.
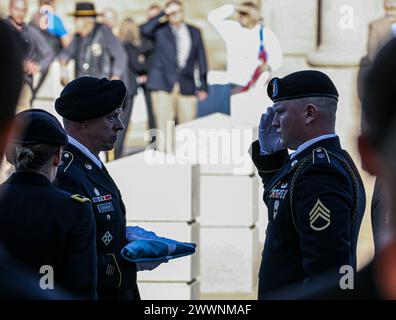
[200,227,260,294]
[34,61,74,100]
[138,280,200,300]
[262,0,318,55]
[308,0,383,66]
[107,151,199,222]
[130,221,199,282]
[230,79,273,127]
[199,175,258,227]
[175,113,257,176]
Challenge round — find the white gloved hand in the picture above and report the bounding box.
[258,106,285,154]
[137,260,168,272]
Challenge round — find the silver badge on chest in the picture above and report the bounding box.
[101,231,113,246]
[94,188,100,196]
[273,200,280,220]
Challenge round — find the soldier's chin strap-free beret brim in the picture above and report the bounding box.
[55,84,126,122]
[55,96,125,122]
[268,71,339,103]
[271,94,339,103]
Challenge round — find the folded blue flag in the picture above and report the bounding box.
[121,226,196,263]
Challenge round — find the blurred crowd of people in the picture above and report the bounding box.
[3,0,284,157]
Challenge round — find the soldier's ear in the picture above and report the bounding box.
[304,104,317,125]
[358,134,379,176]
[53,148,62,167]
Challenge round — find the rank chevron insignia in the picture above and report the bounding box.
[309,199,331,231]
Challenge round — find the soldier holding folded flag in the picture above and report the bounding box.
[55,76,139,300]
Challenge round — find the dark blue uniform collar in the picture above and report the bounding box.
[265,136,342,193]
[290,136,342,163]
[65,143,98,171]
[4,171,53,187]
[64,143,120,198]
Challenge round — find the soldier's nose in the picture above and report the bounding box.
[115,120,125,131]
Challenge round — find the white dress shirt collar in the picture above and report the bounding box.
[391,22,396,37]
[67,135,103,169]
[170,23,191,70]
[290,134,338,159]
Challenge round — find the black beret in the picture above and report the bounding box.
[55,76,126,122]
[12,109,68,146]
[267,70,339,103]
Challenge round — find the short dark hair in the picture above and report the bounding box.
[362,39,396,149]
[241,1,259,10]
[0,21,24,126]
[149,3,161,10]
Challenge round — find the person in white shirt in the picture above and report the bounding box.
[208,2,283,91]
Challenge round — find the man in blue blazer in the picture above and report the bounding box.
[141,0,208,153]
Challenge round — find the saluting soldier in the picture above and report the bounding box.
[54,76,139,300]
[250,70,366,299]
[0,109,97,299]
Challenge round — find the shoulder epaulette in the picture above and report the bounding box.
[312,147,331,164]
[70,194,91,204]
[61,151,74,173]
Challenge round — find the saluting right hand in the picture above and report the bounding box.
[258,106,285,155]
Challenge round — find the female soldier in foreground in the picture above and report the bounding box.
[0,109,97,299]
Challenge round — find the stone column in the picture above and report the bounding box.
[260,0,318,55]
[308,0,383,66]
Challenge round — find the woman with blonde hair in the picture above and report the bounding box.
[114,18,155,158]
[0,109,97,299]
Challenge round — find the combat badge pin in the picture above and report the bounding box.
[102,231,113,246]
[273,200,280,220]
